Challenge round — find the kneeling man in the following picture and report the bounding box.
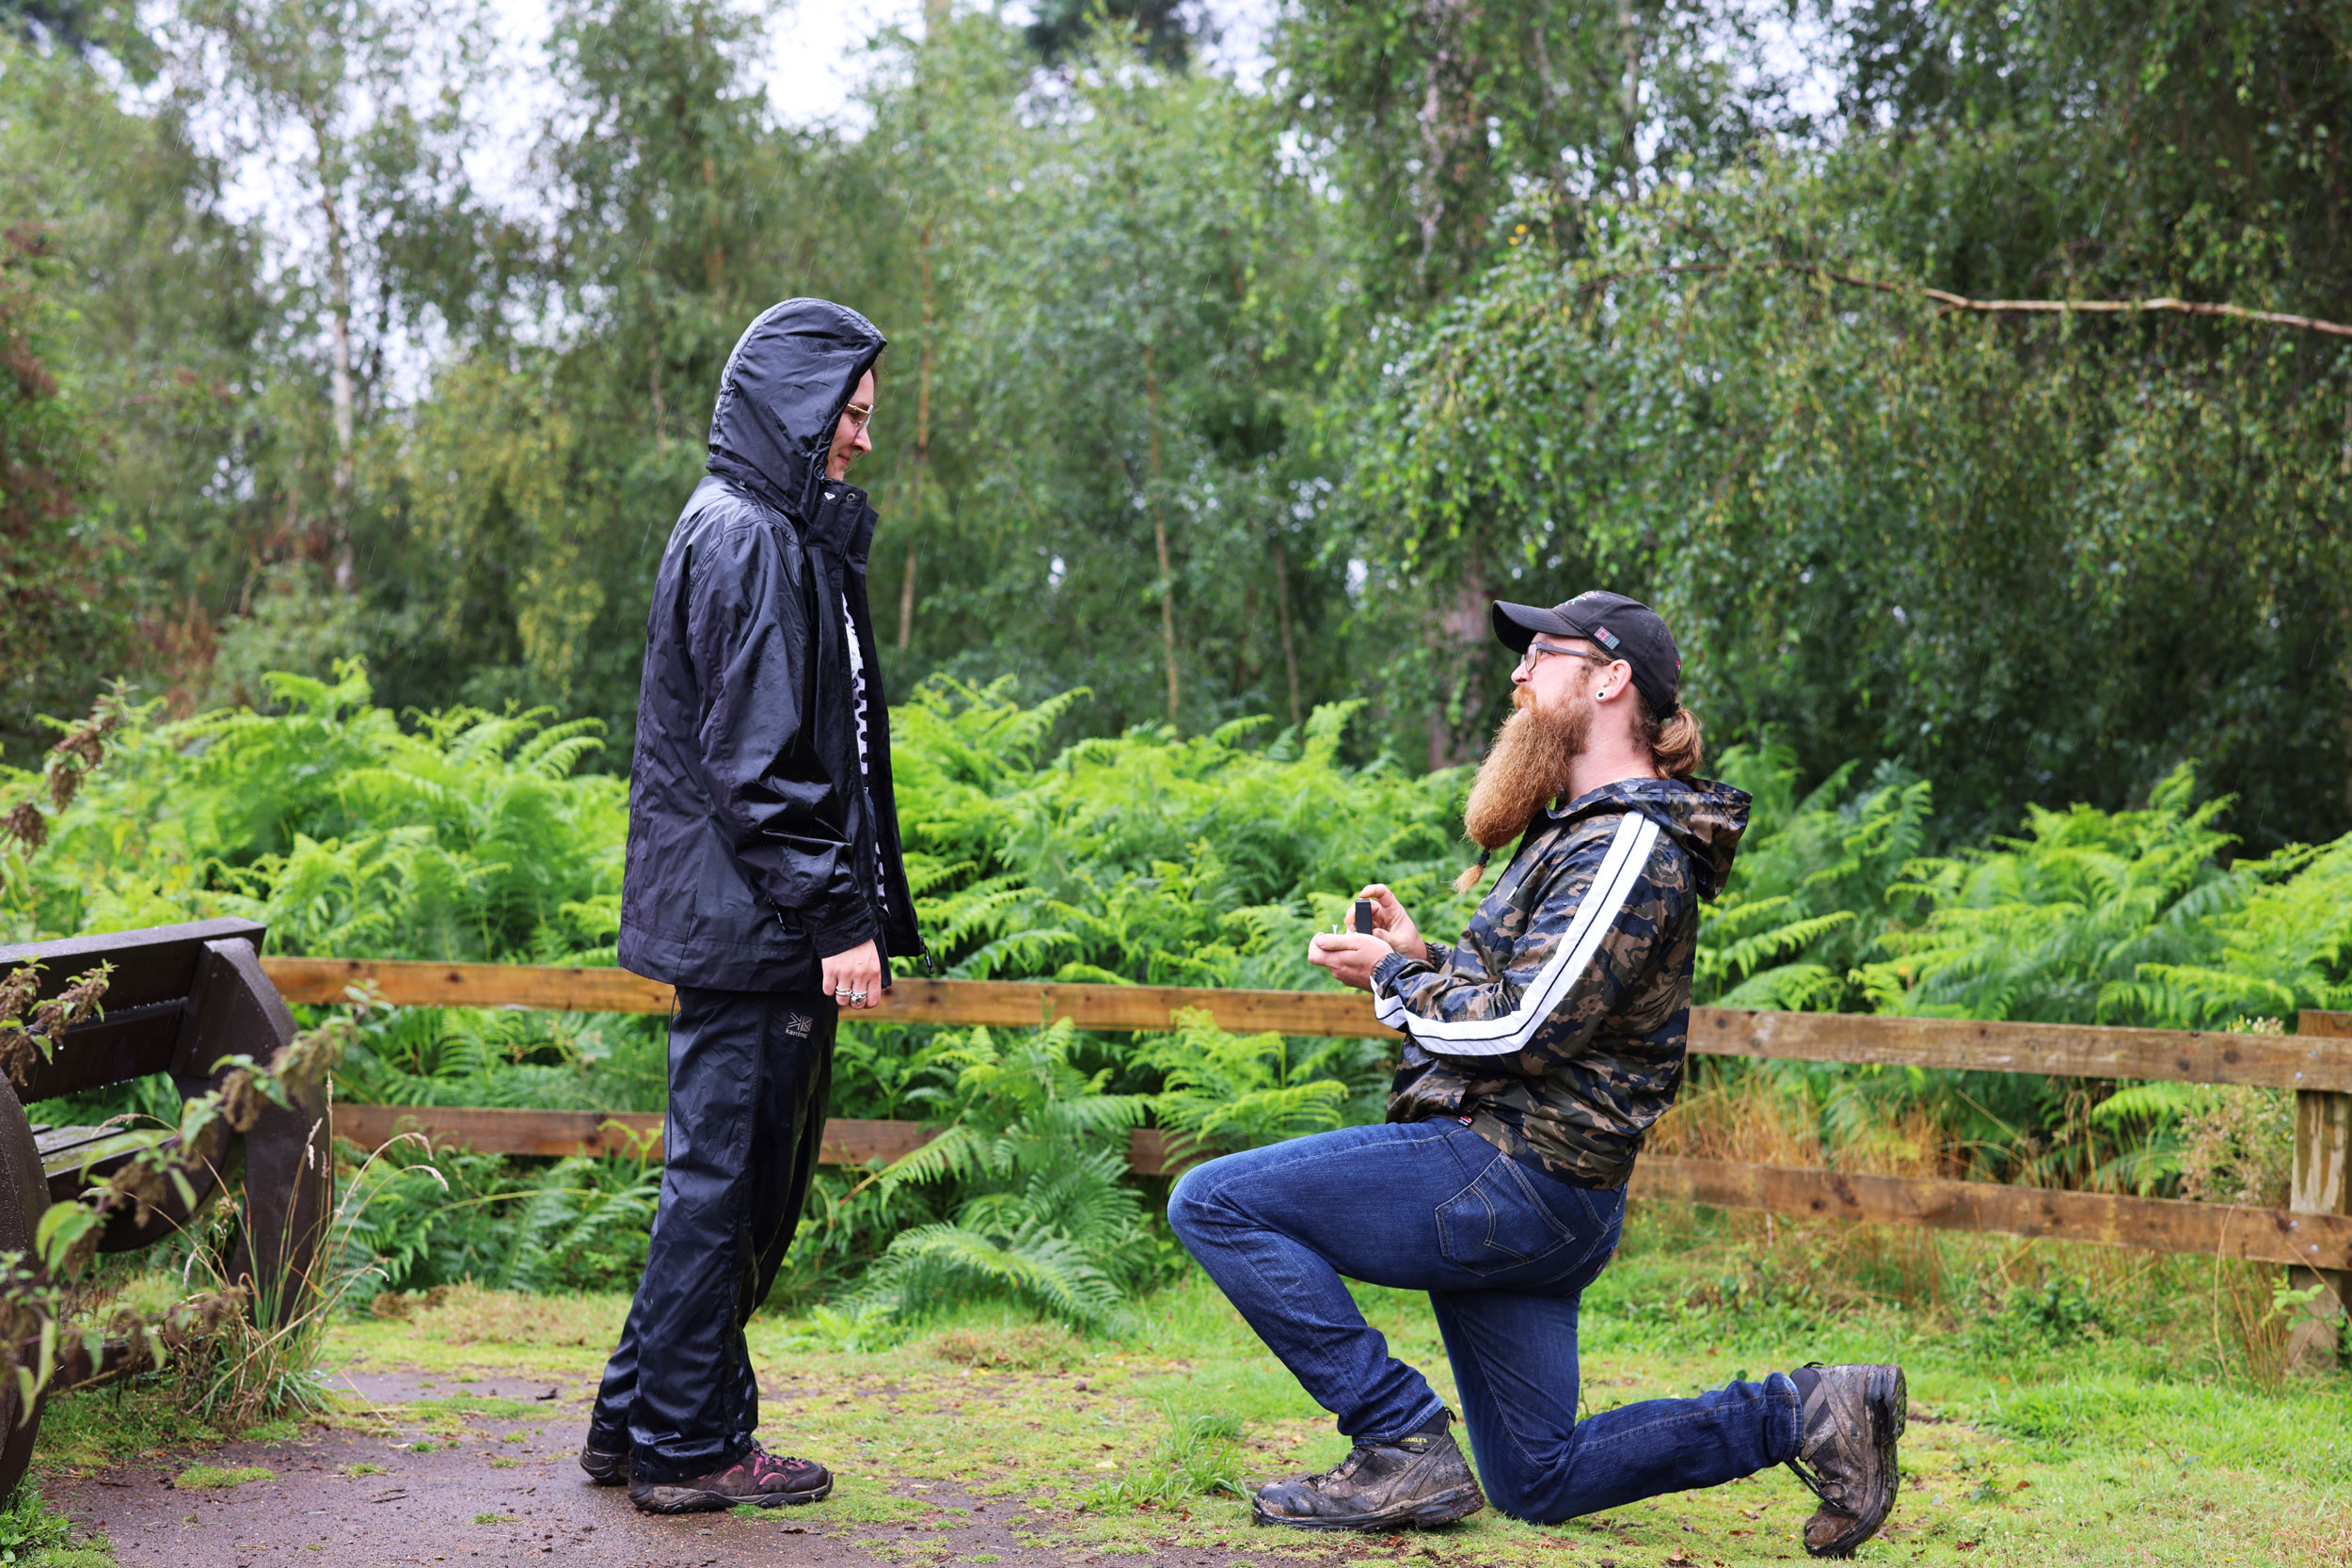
[1167,592,1904,1558]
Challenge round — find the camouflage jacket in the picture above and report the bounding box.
[1368,776,1751,1189]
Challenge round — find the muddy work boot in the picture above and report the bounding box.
[578,1444,629,1486]
[1784,1363,1907,1559]
[628,1442,833,1514]
[1251,1413,1485,1531]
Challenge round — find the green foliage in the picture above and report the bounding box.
[1972,1275,2107,1355]
[849,1019,1155,1333]
[8,659,626,960]
[1077,1405,1248,1513]
[1144,1009,1379,1159]
[11,0,2352,861]
[0,168,131,759]
[0,1481,71,1562]
[1857,765,2246,1022]
[1334,151,2352,846]
[1682,755,2346,1191]
[503,1157,660,1294]
[336,1146,664,1299]
[1695,744,1932,1012]
[1849,766,2350,1028]
[896,678,1483,996]
[13,665,2352,1321]
[1274,0,1802,301]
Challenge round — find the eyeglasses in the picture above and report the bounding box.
[1515,641,1613,675]
[841,401,874,436]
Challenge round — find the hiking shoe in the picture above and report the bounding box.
[1784,1363,1906,1558]
[1251,1415,1485,1531]
[578,1444,629,1486]
[627,1442,832,1513]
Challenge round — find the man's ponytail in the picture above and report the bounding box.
[1637,696,1705,780]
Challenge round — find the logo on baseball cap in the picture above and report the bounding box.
[1491,590,1682,716]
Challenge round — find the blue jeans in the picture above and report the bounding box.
[1165,1121,1799,1525]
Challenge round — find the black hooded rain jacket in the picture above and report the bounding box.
[617,298,923,991]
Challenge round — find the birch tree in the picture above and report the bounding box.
[169,0,486,590]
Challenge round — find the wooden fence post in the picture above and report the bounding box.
[2290,1010,2352,1371]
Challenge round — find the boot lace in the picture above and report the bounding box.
[1783,1363,1850,1514]
[1784,1453,1845,1513]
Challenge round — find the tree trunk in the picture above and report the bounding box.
[1618,2,1644,171]
[648,336,667,441]
[901,225,935,652]
[1428,571,1490,769]
[704,154,723,294]
[314,129,356,594]
[1271,535,1301,726]
[1144,341,1177,726]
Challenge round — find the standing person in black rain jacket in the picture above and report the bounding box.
[581,298,925,1515]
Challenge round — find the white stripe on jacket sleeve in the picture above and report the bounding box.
[1372,812,1660,1057]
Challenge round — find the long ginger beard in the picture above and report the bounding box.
[1455,687,1591,891]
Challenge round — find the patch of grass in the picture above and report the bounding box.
[172,1464,274,1490]
[369,1283,627,1350]
[1078,1407,1248,1513]
[30,1382,221,1475]
[925,1324,1083,1372]
[486,1457,519,1468]
[342,1464,385,1477]
[0,1481,74,1561]
[804,1481,931,1524]
[469,1513,517,1525]
[29,1223,2352,1568]
[405,1393,535,1420]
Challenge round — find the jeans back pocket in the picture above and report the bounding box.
[1434,1153,1581,1278]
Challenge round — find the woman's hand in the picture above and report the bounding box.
[1355,883,1426,962]
[819,939,883,1010]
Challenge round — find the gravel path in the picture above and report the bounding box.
[42,1367,1291,1568]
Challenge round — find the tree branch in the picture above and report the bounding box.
[1806,265,2352,340]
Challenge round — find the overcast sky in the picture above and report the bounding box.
[180,0,1817,397]
[432,0,1272,217]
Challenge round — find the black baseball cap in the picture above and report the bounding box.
[1492,590,1682,716]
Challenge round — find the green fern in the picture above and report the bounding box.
[849,1020,1157,1328]
[848,1217,1131,1334]
[1145,1008,1374,1161]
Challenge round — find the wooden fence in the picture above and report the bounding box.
[265,958,2352,1370]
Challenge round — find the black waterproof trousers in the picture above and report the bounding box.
[587,987,834,1482]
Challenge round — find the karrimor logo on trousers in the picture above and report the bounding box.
[785,1013,815,1038]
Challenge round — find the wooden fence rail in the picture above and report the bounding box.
[264,958,2352,1092]
[265,959,2352,1368]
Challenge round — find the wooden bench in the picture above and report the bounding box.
[0,916,328,1499]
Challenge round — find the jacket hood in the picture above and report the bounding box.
[1549,775,1752,899]
[707,298,887,524]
